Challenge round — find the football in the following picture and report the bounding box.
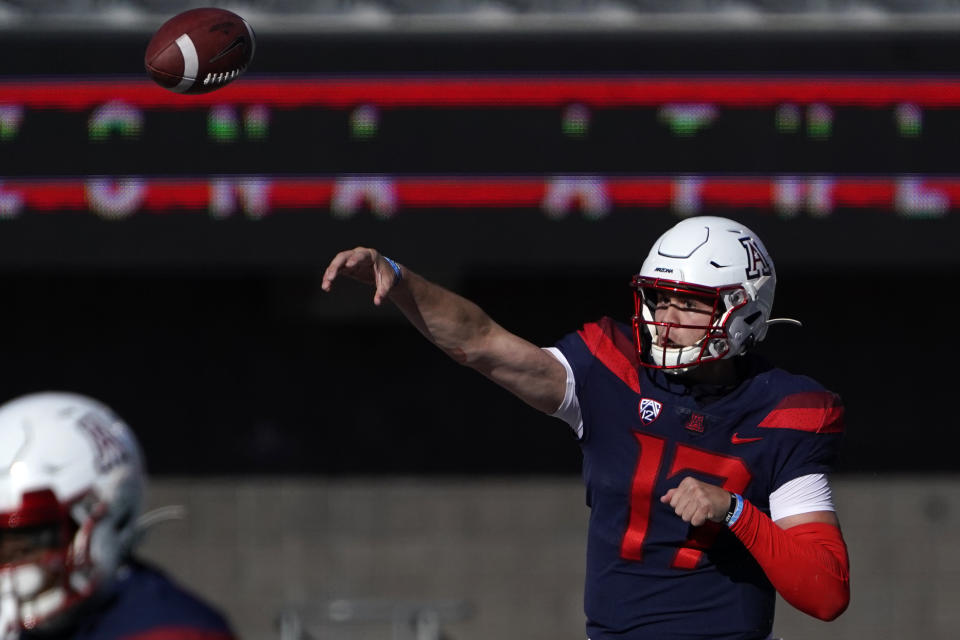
[144,8,255,94]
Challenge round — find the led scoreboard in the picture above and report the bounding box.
[1,31,960,270]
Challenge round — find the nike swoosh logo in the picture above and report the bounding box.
[731,433,763,445]
[209,37,246,63]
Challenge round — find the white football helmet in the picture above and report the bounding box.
[632,216,786,371]
[0,392,145,637]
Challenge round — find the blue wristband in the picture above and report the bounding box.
[383,256,403,281]
[725,493,744,527]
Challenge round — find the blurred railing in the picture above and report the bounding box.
[277,599,474,640]
[5,0,960,32]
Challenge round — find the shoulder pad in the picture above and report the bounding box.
[577,317,640,393]
[758,391,844,434]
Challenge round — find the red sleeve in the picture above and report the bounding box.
[729,499,850,621]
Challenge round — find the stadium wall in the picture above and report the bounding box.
[139,475,960,640]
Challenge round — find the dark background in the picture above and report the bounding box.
[0,29,955,475]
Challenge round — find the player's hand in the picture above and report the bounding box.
[321,247,402,306]
[660,477,731,527]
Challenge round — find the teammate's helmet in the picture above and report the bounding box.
[632,216,776,370]
[0,392,145,636]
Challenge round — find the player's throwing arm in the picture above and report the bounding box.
[322,247,566,414]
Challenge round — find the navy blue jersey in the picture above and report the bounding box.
[24,560,236,640]
[554,318,843,640]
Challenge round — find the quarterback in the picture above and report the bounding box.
[322,216,850,639]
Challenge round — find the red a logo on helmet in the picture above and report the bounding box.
[739,237,772,280]
[77,412,130,473]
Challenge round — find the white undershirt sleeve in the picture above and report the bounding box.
[542,347,583,439]
[769,473,835,522]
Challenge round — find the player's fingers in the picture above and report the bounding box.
[342,249,367,270]
[689,505,709,527]
[342,247,373,272]
[676,478,708,512]
[667,488,686,510]
[667,490,704,525]
[677,500,698,523]
[670,491,692,517]
[324,247,362,275]
[373,272,387,306]
[691,491,713,524]
[372,257,402,306]
[660,489,676,504]
[690,504,710,526]
[373,283,392,306]
[324,248,380,291]
[321,250,352,290]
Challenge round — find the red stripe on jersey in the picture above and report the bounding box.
[122,628,235,640]
[577,318,641,394]
[758,392,844,434]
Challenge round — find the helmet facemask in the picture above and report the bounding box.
[631,276,758,372]
[0,489,85,636]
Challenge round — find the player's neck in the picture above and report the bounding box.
[671,358,740,387]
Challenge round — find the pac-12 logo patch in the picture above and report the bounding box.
[638,398,663,425]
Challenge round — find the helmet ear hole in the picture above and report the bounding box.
[113,510,132,534]
[727,290,747,307]
[707,338,729,358]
